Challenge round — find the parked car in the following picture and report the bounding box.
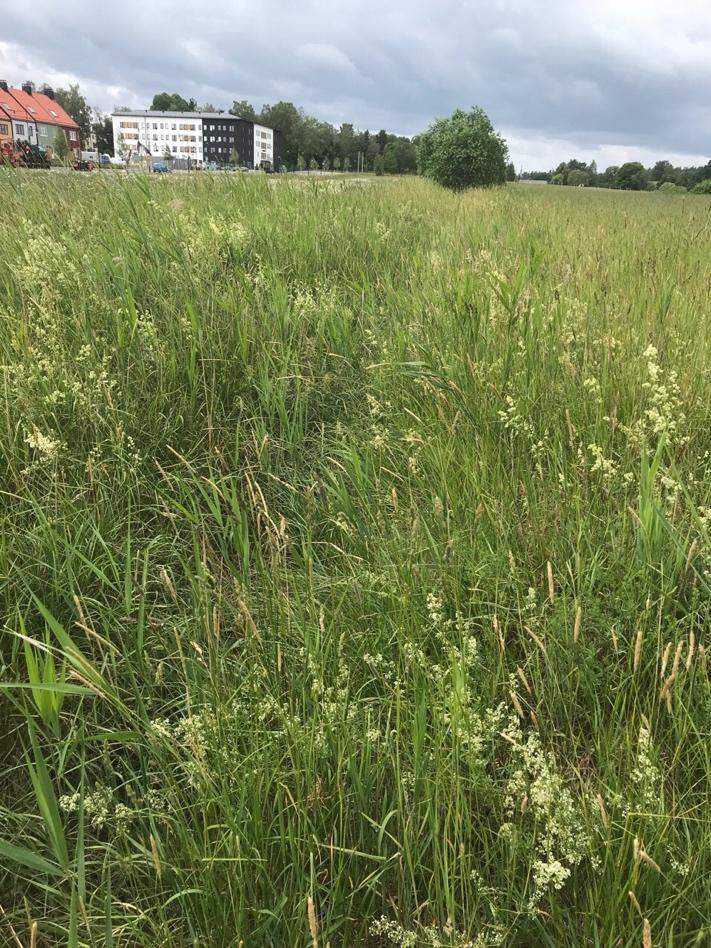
[151,162,170,174]
[100,154,111,165]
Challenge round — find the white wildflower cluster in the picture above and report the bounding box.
[135,309,163,360]
[60,785,115,831]
[503,723,592,913]
[374,220,391,240]
[524,586,538,614]
[333,510,354,536]
[370,917,417,948]
[320,660,356,734]
[59,782,167,834]
[11,327,120,442]
[363,326,390,361]
[640,345,687,446]
[625,725,662,816]
[583,376,602,403]
[424,593,506,760]
[179,213,249,267]
[658,473,681,515]
[292,281,341,323]
[24,428,63,462]
[471,248,507,285]
[556,298,588,371]
[371,915,504,948]
[498,395,548,473]
[587,443,618,483]
[366,393,392,449]
[11,223,79,302]
[670,856,690,877]
[150,709,216,789]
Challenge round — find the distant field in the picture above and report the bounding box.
[0,170,709,946]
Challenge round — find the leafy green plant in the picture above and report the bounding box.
[416,107,508,190]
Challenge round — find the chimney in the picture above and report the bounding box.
[0,80,8,91]
[22,81,33,95]
[44,87,55,100]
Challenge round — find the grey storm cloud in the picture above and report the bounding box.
[1,0,710,167]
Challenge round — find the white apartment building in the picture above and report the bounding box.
[111,111,282,169]
[253,123,274,167]
[112,111,206,163]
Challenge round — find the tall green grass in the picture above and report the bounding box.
[0,169,709,946]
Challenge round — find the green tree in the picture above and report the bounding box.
[332,155,341,171]
[309,157,318,173]
[376,129,388,154]
[551,173,565,185]
[91,113,114,155]
[150,93,195,112]
[692,179,711,194]
[259,102,305,169]
[338,123,356,169]
[297,154,306,172]
[374,154,385,176]
[567,169,590,187]
[322,156,330,171]
[651,160,676,184]
[343,155,351,172]
[395,138,417,173]
[54,84,92,141]
[52,128,70,161]
[616,162,648,190]
[230,100,257,120]
[383,142,399,174]
[598,166,619,189]
[366,137,379,171]
[506,161,516,181]
[658,181,686,193]
[416,107,508,191]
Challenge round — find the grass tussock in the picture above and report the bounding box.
[0,169,710,946]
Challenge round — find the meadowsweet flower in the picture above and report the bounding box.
[25,428,62,461]
[588,443,618,482]
[626,725,662,815]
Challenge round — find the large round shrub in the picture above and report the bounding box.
[659,182,687,194]
[567,169,590,187]
[692,179,711,195]
[416,107,508,191]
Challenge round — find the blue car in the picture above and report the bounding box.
[152,162,170,174]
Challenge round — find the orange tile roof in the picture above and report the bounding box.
[0,87,79,130]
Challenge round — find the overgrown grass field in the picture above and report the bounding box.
[0,170,710,946]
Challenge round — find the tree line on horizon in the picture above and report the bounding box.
[133,92,417,173]
[521,157,711,193]
[16,82,711,189]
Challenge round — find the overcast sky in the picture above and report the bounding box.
[1,0,710,170]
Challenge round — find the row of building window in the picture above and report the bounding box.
[4,123,76,142]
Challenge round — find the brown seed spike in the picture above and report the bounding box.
[547,561,555,604]
[573,605,582,642]
[150,833,162,878]
[596,793,609,829]
[510,690,525,719]
[628,890,641,916]
[633,628,644,673]
[660,642,672,679]
[307,896,319,948]
[643,918,652,948]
